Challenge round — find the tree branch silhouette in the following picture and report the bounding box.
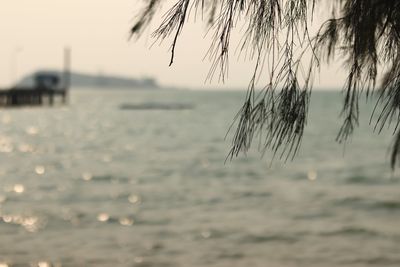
[132,0,400,169]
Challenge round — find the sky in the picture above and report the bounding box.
[0,1,346,89]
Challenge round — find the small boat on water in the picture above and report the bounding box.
[119,102,194,111]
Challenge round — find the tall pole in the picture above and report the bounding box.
[64,47,71,88]
[63,47,71,103]
[10,47,23,87]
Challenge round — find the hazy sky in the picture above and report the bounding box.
[0,1,346,89]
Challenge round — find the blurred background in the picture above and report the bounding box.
[0,1,399,267]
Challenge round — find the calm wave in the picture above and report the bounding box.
[0,89,399,267]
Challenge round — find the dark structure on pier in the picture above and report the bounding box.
[0,48,71,107]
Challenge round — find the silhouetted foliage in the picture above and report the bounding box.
[132,0,400,169]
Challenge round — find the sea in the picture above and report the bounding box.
[0,89,399,267]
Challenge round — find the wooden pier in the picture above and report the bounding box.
[0,87,67,106]
[0,48,71,107]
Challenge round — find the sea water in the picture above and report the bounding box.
[0,89,399,267]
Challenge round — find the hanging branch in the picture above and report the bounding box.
[132,0,400,169]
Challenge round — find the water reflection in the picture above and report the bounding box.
[102,155,112,163]
[18,143,34,153]
[201,230,211,239]
[0,136,13,153]
[134,257,144,264]
[1,114,11,124]
[119,217,134,226]
[307,170,318,181]
[61,209,81,226]
[82,172,93,181]
[1,214,43,233]
[36,261,51,267]
[22,216,40,233]
[35,166,45,175]
[128,194,141,204]
[26,126,39,135]
[13,184,25,194]
[2,215,12,223]
[0,91,398,266]
[97,213,110,222]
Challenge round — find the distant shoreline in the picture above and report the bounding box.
[16,70,160,90]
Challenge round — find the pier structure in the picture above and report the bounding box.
[0,48,71,107]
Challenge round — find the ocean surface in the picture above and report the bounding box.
[0,89,399,267]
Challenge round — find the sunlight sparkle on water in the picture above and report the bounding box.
[124,144,135,151]
[37,261,51,267]
[119,217,134,226]
[0,137,13,153]
[201,230,212,239]
[26,126,39,135]
[307,170,318,181]
[2,215,12,223]
[97,213,110,222]
[0,144,13,153]
[13,184,25,194]
[35,166,45,175]
[19,144,34,153]
[128,194,141,204]
[82,172,93,181]
[134,257,144,264]
[23,216,40,232]
[1,214,42,232]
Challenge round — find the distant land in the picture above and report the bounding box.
[16,70,160,89]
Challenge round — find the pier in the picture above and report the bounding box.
[0,87,67,106]
[0,48,71,107]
